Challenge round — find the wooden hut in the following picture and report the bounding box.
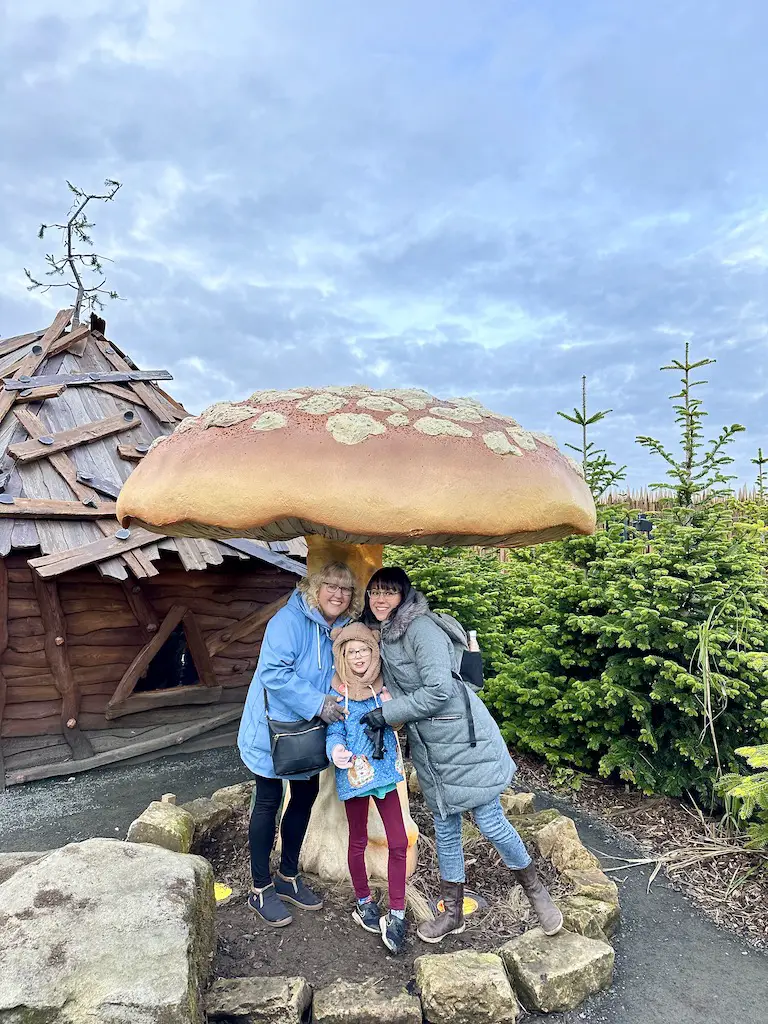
[0,308,306,789]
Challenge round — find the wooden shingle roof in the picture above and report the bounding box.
[0,309,306,580]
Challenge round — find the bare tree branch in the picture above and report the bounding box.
[24,179,123,324]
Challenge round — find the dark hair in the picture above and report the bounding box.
[361,566,413,625]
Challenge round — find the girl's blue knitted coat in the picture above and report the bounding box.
[325,693,404,801]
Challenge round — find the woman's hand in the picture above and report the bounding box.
[319,694,346,724]
[380,687,393,703]
[331,744,354,769]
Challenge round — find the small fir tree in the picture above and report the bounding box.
[24,179,122,324]
[557,376,627,500]
[636,343,744,506]
[752,448,767,503]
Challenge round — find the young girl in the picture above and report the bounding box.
[325,623,409,954]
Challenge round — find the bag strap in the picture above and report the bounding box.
[263,688,270,720]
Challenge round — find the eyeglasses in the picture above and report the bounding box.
[322,583,353,597]
[367,589,400,599]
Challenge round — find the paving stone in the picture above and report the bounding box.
[206,976,311,1023]
[499,927,614,1014]
[313,979,421,1024]
[562,866,620,905]
[127,800,195,854]
[415,950,520,1024]
[557,894,620,939]
[533,814,602,872]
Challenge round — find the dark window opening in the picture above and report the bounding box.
[135,623,200,693]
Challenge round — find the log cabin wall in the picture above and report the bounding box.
[0,552,299,784]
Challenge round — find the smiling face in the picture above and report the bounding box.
[367,585,402,623]
[344,642,373,677]
[317,578,353,623]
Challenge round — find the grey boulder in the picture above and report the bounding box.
[0,837,214,1024]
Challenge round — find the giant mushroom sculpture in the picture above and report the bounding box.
[117,385,596,881]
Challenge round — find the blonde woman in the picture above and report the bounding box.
[238,561,361,927]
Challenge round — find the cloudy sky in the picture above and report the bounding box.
[1,0,766,490]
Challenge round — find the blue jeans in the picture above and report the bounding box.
[433,796,532,883]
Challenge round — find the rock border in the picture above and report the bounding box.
[120,780,621,1020]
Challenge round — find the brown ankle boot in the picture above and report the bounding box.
[417,881,466,944]
[513,863,563,936]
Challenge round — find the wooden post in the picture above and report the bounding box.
[119,580,159,642]
[32,574,94,760]
[181,610,218,688]
[107,604,187,709]
[0,559,7,791]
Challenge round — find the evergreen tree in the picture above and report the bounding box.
[557,376,627,500]
[636,343,744,505]
[752,447,767,503]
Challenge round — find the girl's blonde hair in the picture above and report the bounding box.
[299,560,363,619]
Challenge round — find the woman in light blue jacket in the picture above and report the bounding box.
[238,561,360,928]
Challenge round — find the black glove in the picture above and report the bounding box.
[360,708,386,730]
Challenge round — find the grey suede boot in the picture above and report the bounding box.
[513,863,564,936]
[417,881,466,943]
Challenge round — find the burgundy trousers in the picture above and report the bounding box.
[344,789,408,912]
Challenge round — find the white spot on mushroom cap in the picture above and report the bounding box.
[327,413,387,445]
[452,396,502,419]
[298,394,347,414]
[251,411,288,431]
[381,388,433,409]
[430,405,484,423]
[248,389,306,404]
[387,413,410,426]
[358,395,409,413]
[201,403,260,428]
[413,417,473,438]
[532,432,559,450]
[323,385,374,396]
[506,426,537,451]
[147,434,169,452]
[483,431,523,456]
[566,456,586,479]
[175,416,198,434]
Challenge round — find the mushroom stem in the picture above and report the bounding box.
[304,535,384,593]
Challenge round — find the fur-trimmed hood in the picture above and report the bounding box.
[330,622,384,702]
[382,590,468,648]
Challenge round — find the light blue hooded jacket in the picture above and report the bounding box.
[237,589,349,780]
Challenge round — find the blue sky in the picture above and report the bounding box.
[1,0,766,490]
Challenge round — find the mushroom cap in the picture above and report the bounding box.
[116,386,596,547]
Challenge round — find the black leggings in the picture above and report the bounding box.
[249,774,320,888]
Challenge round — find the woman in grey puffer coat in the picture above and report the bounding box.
[360,567,563,944]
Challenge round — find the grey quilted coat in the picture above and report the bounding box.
[379,592,515,818]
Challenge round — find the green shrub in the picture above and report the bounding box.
[719,744,768,849]
[388,502,768,800]
[486,504,768,797]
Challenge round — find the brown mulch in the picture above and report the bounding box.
[512,753,768,951]
[200,784,566,994]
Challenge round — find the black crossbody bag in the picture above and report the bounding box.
[264,691,329,777]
